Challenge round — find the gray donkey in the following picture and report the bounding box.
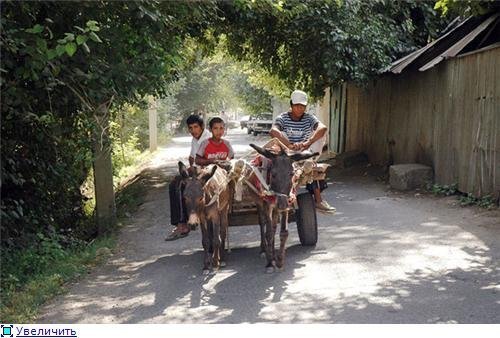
[248,144,318,273]
[178,162,232,274]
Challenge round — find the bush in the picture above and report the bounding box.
[429,183,458,196]
[459,193,496,209]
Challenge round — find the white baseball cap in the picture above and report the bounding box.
[291,90,308,105]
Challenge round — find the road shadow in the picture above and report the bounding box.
[104,165,500,323]
[44,242,498,323]
[119,244,317,323]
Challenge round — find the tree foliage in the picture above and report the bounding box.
[1,0,218,252]
[160,47,272,122]
[434,0,498,17]
[218,0,451,98]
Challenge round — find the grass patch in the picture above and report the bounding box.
[1,152,152,323]
[114,149,155,188]
[0,235,115,323]
[116,177,148,218]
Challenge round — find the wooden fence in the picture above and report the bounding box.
[344,46,500,197]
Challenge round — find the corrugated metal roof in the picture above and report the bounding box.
[387,12,500,74]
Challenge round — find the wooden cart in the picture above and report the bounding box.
[228,160,329,246]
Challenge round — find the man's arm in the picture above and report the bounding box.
[299,121,327,150]
[270,125,295,149]
[304,121,328,148]
[189,156,195,167]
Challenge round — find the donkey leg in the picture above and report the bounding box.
[219,208,229,267]
[264,209,277,273]
[277,212,289,270]
[271,211,279,259]
[257,206,266,258]
[200,223,211,275]
[207,221,214,254]
[211,215,221,271]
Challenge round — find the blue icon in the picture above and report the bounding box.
[1,325,13,338]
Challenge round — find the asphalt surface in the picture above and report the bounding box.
[38,128,500,323]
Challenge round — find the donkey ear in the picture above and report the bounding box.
[191,165,201,177]
[201,165,218,183]
[249,143,277,159]
[289,151,320,162]
[178,161,189,178]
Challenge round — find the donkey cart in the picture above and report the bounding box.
[229,190,318,246]
[227,151,330,247]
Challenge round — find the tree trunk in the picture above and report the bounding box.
[148,97,158,152]
[92,103,116,234]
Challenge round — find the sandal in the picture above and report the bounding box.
[164,225,190,241]
[165,232,188,241]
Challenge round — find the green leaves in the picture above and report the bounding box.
[434,0,495,16]
[82,42,90,54]
[25,24,44,34]
[86,20,100,32]
[89,32,102,43]
[76,35,87,45]
[65,42,77,56]
[219,0,450,97]
[1,0,221,258]
[56,44,66,57]
[47,49,58,60]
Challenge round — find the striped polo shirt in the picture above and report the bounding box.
[274,112,319,143]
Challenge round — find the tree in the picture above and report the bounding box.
[161,48,273,123]
[217,0,451,98]
[1,0,219,246]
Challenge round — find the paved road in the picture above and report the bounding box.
[39,128,500,323]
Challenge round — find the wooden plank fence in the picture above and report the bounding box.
[344,46,500,198]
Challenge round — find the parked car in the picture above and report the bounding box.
[247,113,273,136]
[239,115,251,129]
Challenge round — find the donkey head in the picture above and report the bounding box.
[249,144,318,209]
[178,162,217,228]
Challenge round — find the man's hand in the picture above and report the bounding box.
[291,140,311,151]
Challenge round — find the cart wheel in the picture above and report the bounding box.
[296,192,318,246]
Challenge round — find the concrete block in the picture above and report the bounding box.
[334,150,368,168]
[389,164,433,191]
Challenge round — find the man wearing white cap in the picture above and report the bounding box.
[270,90,336,213]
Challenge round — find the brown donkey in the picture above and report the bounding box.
[178,162,231,275]
[247,144,318,273]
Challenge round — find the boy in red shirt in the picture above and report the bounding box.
[196,117,234,166]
